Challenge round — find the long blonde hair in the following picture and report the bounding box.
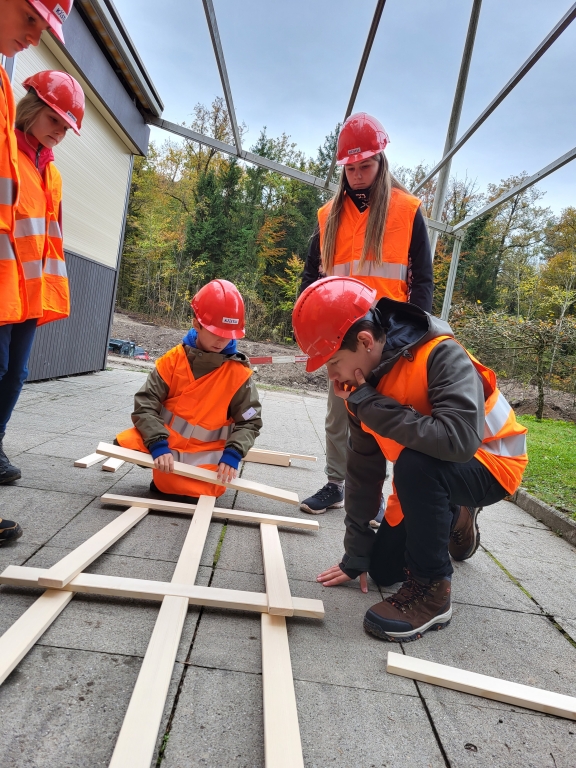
[321,152,409,274]
[15,89,46,135]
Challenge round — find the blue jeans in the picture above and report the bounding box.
[0,319,38,434]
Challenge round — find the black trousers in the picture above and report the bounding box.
[368,448,507,586]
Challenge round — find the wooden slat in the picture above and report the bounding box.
[109,496,215,767]
[0,590,73,686]
[100,494,319,531]
[245,449,290,467]
[102,457,125,472]
[261,524,293,617]
[37,507,149,588]
[1,566,325,619]
[251,448,317,462]
[261,613,304,767]
[74,453,106,468]
[387,652,576,721]
[96,443,299,505]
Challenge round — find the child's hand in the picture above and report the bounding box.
[154,453,174,473]
[317,564,368,593]
[217,463,238,483]
[333,370,366,400]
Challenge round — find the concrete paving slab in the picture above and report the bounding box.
[2,429,54,457]
[26,434,119,461]
[482,498,550,530]
[0,644,181,768]
[0,485,94,547]
[402,603,576,714]
[424,697,576,768]
[482,516,576,567]
[11,453,128,495]
[0,542,40,571]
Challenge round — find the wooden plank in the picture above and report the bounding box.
[100,494,319,531]
[0,590,73,686]
[245,449,291,467]
[37,507,149,589]
[74,452,106,468]
[260,524,293,617]
[102,457,125,472]
[109,496,215,768]
[1,566,325,619]
[96,443,300,505]
[387,652,576,721]
[261,613,304,768]
[252,448,317,463]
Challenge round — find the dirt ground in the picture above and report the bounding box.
[111,312,328,395]
[111,312,576,421]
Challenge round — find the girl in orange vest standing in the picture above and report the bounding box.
[299,113,433,516]
[0,70,82,489]
[0,1,74,544]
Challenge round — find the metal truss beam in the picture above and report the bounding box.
[147,116,450,233]
[413,2,576,195]
[202,0,243,154]
[452,144,576,232]
[324,0,388,187]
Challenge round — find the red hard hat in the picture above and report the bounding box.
[337,112,390,165]
[27,0,73,44]
[23,70,84,134]
[191,279,246,340]
[292,277,377,372]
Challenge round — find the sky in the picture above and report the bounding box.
[113,0,576,215]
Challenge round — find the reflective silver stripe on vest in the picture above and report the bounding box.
[484,392,512,439]
[0,177,16,206]
[48,221,62,238]
[15,217,46,238]
[44,258,67,277]
[481,433,527,458]
[170,449,223,467]
[352,260,408,280]
[22,260,43,279]
[0,233,16,260]
[331,261,407,280]
[161,407,232,442]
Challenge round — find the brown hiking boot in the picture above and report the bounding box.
[363,572,452,642]
[449,506,482,561]
[0,518,23,546]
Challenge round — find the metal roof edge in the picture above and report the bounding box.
[76,0,163,117]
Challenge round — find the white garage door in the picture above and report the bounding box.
[12,41,132,269]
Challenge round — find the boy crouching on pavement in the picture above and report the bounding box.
[116,279,262,500]
[293,276,528,642]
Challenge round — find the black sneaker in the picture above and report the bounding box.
[0,433,21,484]
[0,518,23,546]
[300,482,344,515]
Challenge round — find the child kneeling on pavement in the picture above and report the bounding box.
[293,276,528,642]
[116,280,262,500]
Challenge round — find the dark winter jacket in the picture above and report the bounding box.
[340,299,485,576]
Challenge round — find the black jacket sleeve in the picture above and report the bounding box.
[298,225,322,296]
[407,208,433,312]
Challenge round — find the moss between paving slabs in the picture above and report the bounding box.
[517,415,576,518]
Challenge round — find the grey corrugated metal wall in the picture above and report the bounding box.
[26,251,115,381]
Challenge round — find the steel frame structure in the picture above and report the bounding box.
[146,1,576,318]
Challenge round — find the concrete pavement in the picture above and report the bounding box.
[0,367,575,767]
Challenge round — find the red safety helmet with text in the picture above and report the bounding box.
[293,277,377,372]
[191,279,246,340]
[27,0,73,44]
[23,70,84,134]
[337,112,390,165]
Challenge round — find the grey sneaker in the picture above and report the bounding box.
[300,482,344,515]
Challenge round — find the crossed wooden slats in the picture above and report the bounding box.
[0,493,323,767]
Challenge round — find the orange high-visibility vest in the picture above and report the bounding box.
[357,335,528,526]
[318,187,421,301]
[0,65,26,324]
[117,344,253,498]
[15,151,69,323]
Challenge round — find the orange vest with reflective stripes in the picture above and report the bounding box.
[117,344,252,498]
[317,187,421,301]
[15,150,69,323]
[0,65,26,324]
[358,335,528,526]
